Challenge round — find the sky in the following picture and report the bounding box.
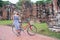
[2,0,39,4]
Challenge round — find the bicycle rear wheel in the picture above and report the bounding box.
[12,24,24,36]
[27,25,37,36]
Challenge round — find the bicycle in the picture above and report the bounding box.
[12,21,37,36]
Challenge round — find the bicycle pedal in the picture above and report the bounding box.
[16,33,21,37]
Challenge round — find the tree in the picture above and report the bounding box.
[18,0,31,5]
[45,0,52,4]
[36,1,44,5]
[16,0,31,9]
[0,0,3,7]
[16,0,22,9]
[0,0,11,8]
[38,0,52,4]
[3,1,11,5]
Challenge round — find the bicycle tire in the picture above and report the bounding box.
[27,25,37,36]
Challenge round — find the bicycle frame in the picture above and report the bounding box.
[12,22,37,36]
[20,22,32,30]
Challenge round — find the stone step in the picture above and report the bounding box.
[49,28,60,32]
[53,26,60,29]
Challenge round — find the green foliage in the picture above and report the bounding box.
[16,0,22,6]
[0,1,11,8]
[36,1,44,4]
[0,0,2,1]
[3,1,11,5]
[16,1,22,9]
[0,0,3,7]
[19,0,31,2]
[37,0,52,4]
[16,0,32,9]
[0,20,12,25]
[45,0,52,4]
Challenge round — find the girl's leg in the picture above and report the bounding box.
[17,24,21,35]
[15,25,20,36]
[16,30,21,37]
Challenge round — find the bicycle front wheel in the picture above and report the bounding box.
[27,25,37,36]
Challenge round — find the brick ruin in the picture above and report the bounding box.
[48,0,60,32]
[0,4,15,20]
[0,1,53,22]
[21,0,52,22]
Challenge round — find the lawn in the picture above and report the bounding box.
[0,20,12,25]
[34,23,60,39]
[0,20,60,39]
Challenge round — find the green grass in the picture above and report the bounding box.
[0,20,12,25]
[34,23,60,39]
[0,20,60,39]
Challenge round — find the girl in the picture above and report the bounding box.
[12,13,21,36]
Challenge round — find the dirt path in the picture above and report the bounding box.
[0,25,58,40]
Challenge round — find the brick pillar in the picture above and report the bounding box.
[26,8,30,18]
[2,7,7,19]
[32,4,37,17]
[48,0,60,32]
[53,0,58,14]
